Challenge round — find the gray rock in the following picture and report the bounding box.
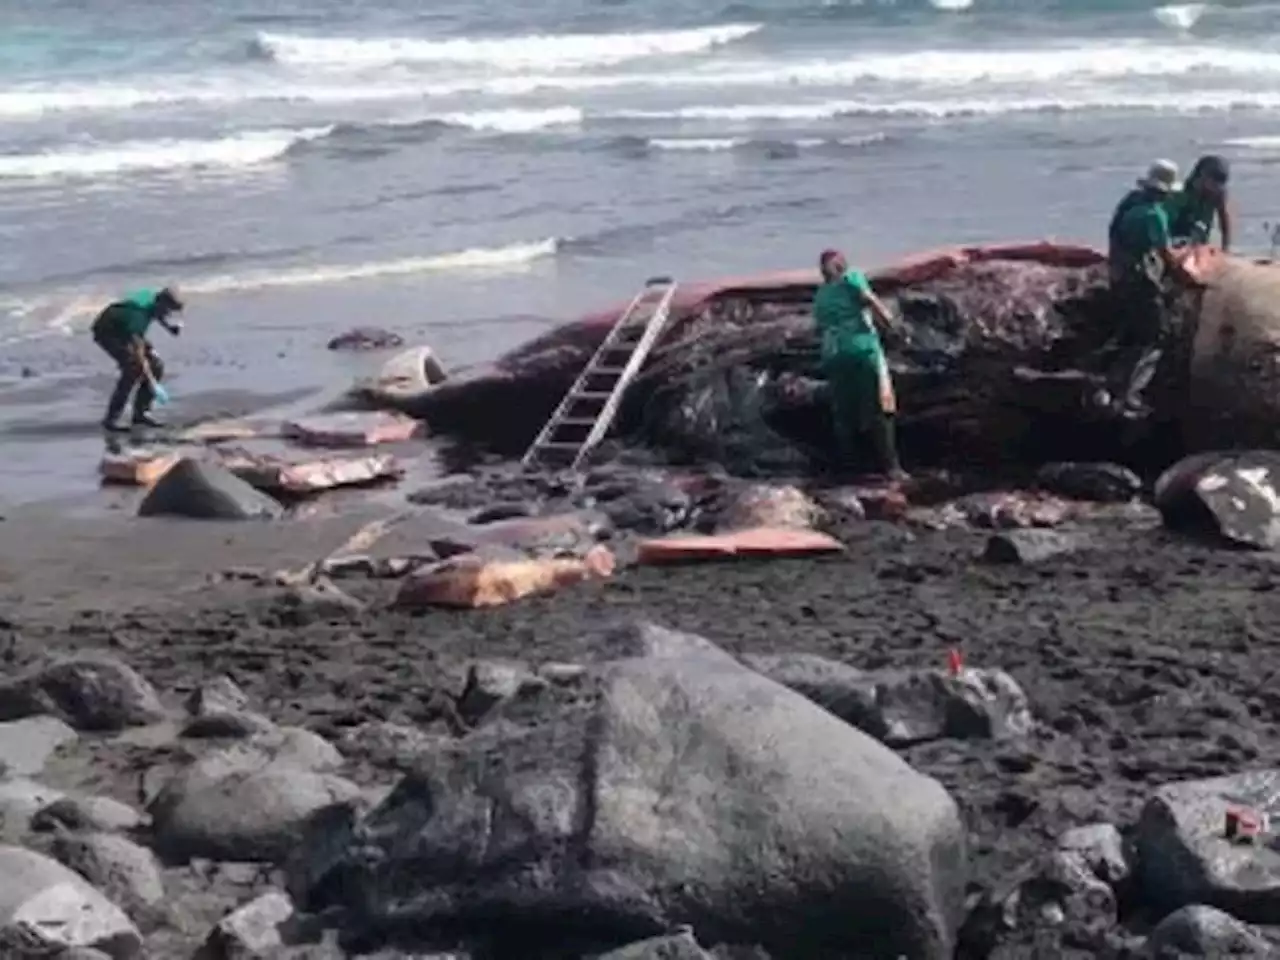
[872,667,1033,745]
[1154,450,1280,550]
[981,529,1090,565]
[0,655,166,732]
[182,677,275,739]
[0,845,141,958]
[599,929,712,959]
[185,676,252,718]
[1035,461,1143,503]
[1059,823,1130,889]
[273,578,367,623]
[33,794,146,834]
[456,660,548,725]
[1143,905,1275,957]
[743,654,1032,747]
[0,716,77,777]
[52,832,165,919]
[138,458,283,521]
[961,850,1117,957]
[1136,769,1280,921]
[294,622,968,959]
[148,744,363,863]
[337,721,444,771]
[198,890,295,959]
[0,778,65,839]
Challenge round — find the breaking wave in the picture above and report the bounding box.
[610,90,1280,121]
[0,128,329,181]
[0,108,585,182]
[638,132,889,152]
[8,40,1280,119]
[179,238,562,295]
[250,23,762,71]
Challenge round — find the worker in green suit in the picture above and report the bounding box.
[1168,154,1231,250]
[813,249,908,481]
[90,286,184,431]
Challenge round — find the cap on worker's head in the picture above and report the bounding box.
[155,286,184,312]
[1137,159,1181,194]
[1191,154,1230,184]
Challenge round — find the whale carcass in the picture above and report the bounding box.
[380,242,1261,474]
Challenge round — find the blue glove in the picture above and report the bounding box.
[151,383,170,406]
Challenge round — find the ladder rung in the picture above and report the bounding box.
[553,418,596,427]
[588,368,626,376]
[572,391,613,399]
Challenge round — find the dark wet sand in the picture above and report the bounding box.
[4,502,1280,954]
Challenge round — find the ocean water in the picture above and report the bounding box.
[2,0,1280,502]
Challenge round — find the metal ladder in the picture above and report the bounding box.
[521,276,678,472]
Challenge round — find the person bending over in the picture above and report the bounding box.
[1106,162,1199,417]
[1169,154,1231,251]
[813,249,908,481]
[91,287,183,431]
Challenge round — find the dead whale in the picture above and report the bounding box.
[381,242,1246,474]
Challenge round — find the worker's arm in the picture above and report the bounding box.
[131,336,158,383]
[846,271,901,338]
[865,290,898,337]
[1217,196,1232,252]
[1150,208,1202,286]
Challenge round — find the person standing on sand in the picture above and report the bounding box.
[1105,160,1201,417]
[90,287,183,431]
[812,249,908,482]
[1168,154,1231,251]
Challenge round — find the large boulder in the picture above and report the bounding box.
[1153,450,1280,549]
[147,744,363,863]
[0,845,141,958]
[1135,769,1280,921]
[293,623,968,959]
[138,458,283,520]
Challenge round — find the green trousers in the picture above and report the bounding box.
[823,350,900,473]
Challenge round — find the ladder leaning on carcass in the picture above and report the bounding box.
[520,276,678,472]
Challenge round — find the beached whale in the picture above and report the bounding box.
[365,242,1270,474]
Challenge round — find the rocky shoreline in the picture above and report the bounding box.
[2,449,1280,957]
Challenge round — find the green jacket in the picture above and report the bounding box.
[814,269,883,362]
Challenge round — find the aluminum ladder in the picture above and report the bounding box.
[521,276,678,472]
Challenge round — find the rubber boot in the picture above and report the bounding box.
[869,414,908,481]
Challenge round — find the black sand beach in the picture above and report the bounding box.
[3,495,1279,956]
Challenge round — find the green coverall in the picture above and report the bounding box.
[813,268,899,473]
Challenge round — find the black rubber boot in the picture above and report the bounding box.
[869,415,907,480]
